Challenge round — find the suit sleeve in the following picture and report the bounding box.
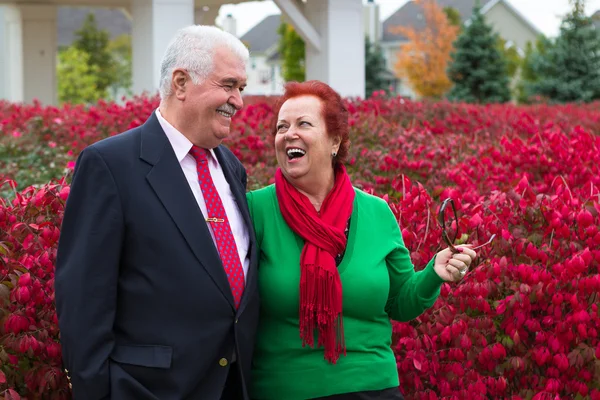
[383,203,445,322]
[55,146,124,400]
[240,164,248,189]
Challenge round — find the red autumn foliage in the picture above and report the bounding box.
[1,93,600,398]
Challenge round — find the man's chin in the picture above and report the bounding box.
[208,129,229,145]
[216,129,230,139]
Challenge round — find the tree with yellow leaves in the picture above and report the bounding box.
[391,0,459,99]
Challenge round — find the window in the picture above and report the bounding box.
[259,70,271,84]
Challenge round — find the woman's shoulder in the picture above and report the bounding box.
[246,184,276,211]
[247,184,275,198]
[352,187,390,211]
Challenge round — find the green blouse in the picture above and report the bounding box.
[246,185,444,399]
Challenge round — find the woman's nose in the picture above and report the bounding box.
[284,128,298,141]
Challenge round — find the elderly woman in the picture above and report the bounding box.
[246,80,477,400]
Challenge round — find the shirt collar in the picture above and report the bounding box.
[155,108,218,164]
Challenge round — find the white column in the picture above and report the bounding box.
[364,0,381,43]
[0,5,24,103]
[132,0,194,96]
[304,0,365,98]
[20,5,57,105]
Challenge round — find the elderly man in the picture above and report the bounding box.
[55,25,258,400]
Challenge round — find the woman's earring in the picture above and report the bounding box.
[332,151,337,157]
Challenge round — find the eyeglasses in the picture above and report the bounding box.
[438,198,496,253]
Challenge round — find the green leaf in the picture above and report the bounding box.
[501,335,514,349]
[1,281,13,289]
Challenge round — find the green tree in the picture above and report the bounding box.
[365,36,388,96]
[277,21,305,82]
[446,2,511,103]
[525,0,600,103]
[57,46,103,104]
[443,6,462,28]
[107,34,133,98]
[72,13,116,94]
[496,37,522,78]
[515,35,551,103]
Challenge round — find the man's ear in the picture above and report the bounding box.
[172,69,188,100]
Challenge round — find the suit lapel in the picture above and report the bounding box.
[214,147,257,315]
[140,113,236,309]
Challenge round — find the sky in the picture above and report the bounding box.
[216,0,600,39]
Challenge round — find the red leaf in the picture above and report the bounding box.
[577,209,593,227]
[6,389,21,400]
[413,358,422,371]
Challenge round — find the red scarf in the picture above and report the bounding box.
[275,165,355,364]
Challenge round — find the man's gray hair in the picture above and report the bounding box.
[159,25,249,99]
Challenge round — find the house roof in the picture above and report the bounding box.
[382,0,517,42]
[57,6,131,47]
[240,14,282,53]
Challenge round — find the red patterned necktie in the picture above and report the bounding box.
[190,146,245,308]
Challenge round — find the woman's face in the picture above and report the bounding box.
[274,95,340,186]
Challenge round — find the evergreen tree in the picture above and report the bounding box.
[525,0,600,103]
[72,13,116,94]
[446,2,511,103]
[365,37,388,96]
[277,21,305,82]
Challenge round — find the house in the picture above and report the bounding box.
[239,14,285,96]
[238,0,542,98]
[238,1,395,96]
[380,0,542,98]
[593,10,600,30]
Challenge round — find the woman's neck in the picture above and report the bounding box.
[293,169,335,213]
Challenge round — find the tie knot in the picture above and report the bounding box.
[190,145,210,164]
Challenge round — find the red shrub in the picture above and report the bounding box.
[1,96,599,398]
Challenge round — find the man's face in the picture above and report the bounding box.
[179,46,247,148]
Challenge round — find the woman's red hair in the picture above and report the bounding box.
[270,80,350,165]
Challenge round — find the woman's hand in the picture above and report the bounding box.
[433,246,478,282]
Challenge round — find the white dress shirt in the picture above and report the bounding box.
[155,109,250,282]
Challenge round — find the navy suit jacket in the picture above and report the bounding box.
[54,111,260,400]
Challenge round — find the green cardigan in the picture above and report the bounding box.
[246,185,445,400]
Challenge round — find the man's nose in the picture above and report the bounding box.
[230,90,243,110]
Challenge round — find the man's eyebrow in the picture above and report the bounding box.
[222,78,245,86]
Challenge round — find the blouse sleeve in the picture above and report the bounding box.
[383,203,445,322]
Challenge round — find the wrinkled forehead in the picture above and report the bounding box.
[210,47,247,81]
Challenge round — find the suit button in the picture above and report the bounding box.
[235,318,239,324]
[219,358,228,367]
